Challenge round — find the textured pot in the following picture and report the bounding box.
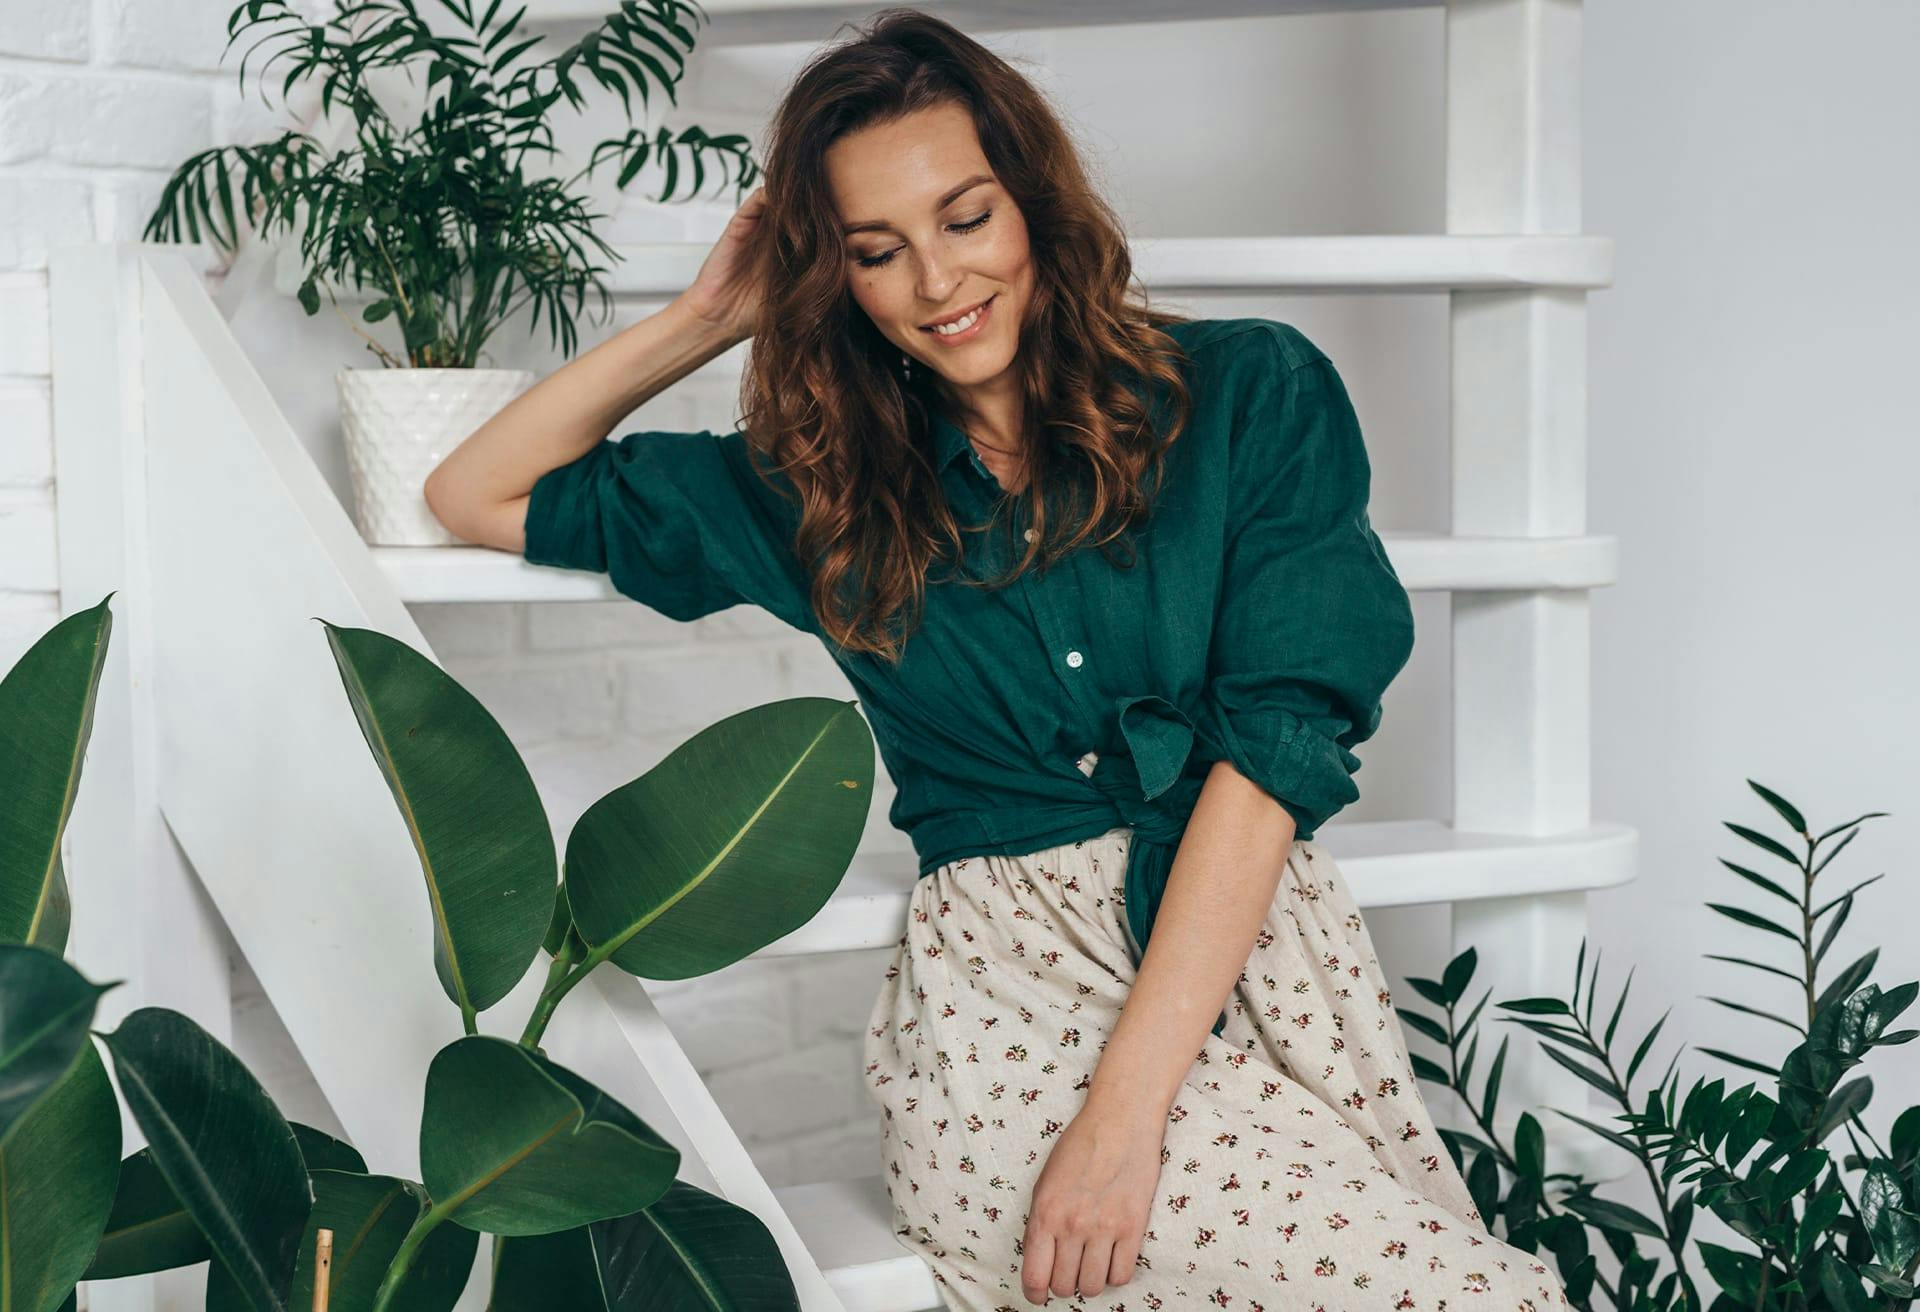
[336,367,535,546]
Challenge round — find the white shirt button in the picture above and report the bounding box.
[1065,649,1084,669]
[1023,527,1036,543]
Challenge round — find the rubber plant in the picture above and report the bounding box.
[0,593,874,1310]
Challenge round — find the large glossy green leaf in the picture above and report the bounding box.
[291,1121,367,1175]
[0,943,116,1141]
[420,1036,678,1235]
[0,594,113,952]
[490,1183,801,1311]
[489,1228,607,1310]
[0,1043,120,1312]
[85,1122,360,1282]
[567,698,872,979]
[207,1170,476,1312]
[593,1181,800,1310]
[321,623,553,1020]
[82,1146,210,1279]
[99,1007,311,1312]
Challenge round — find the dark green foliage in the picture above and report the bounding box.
[144,0,760,366]
[1399,783,1915,1311]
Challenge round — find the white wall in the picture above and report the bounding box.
[4,0,1913,1252]
[1584,0,1920,1128]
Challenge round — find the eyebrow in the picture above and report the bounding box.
[841,174,995,236]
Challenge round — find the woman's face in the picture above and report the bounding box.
[826,101,1034,398]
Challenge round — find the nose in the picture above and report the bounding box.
[914,252,960,307]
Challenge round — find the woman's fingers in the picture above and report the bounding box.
[1048,1234,1086,1300]
[1108,1230,1142,1287]
[1019,1225,1054,1305]
[1077,1238,1113,1299]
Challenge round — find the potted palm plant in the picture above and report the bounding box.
[141,0,761,546]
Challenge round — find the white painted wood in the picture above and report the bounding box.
[762,819,1636,958]
[375,530,1618,604]
[51,245,235,1312]
[273,235,1612,303]
[525,0,1440,44]
[778,1175,940,1312]
[1444,0,1619,1172]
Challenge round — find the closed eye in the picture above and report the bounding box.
[855,211,993,269]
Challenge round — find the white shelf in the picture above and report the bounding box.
[757,818,1638,959]
[593,235,1612,297]
[284,235,1613,303]
[372,530,1618,604]
[780,1174,937,1312]
[526,0,1441,46]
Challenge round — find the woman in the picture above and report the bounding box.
[425,9,1569,1310]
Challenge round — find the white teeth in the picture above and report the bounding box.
[928,302,986,335]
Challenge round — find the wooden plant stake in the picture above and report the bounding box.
[312,1228,335,1312]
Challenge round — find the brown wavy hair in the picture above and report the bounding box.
[737,7,1195,663]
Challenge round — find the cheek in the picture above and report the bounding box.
[986,219,1033,281]
[849,268,906,317]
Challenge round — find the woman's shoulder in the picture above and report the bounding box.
[1158,316,1332,376]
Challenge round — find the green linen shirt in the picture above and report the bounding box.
[522,317,1416,1013]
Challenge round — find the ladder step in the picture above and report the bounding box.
[372,531,1617,604]
[757,819,1637,958]
[776,1174,940,1312]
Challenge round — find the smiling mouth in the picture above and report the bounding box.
[921,294,996,331]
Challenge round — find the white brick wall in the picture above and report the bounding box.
[3,0,888,1193]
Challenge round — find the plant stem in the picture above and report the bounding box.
[1572,1012,1700,1307]
[517,934,597,1049]
[369,1198,456,1312]
[1800,833,1817,1033]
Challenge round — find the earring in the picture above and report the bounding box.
[901,351,913,381]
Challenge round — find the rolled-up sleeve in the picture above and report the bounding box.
[522,428,815,631]
[1198,330,1416,838]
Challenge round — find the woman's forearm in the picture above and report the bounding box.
[1083,759,1298,1128]
[422,296,740,528]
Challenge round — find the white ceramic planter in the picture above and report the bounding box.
[336,367,535,546]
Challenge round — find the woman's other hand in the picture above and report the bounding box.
[676,182,770,347]
[1018,1100,1164,1304]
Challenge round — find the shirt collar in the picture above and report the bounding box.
[929,408,978,474]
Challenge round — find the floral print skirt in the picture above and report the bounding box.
[861,820,1569,1311]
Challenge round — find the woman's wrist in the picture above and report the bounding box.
[663,293,747,354]
[1080,1079,1172,1138]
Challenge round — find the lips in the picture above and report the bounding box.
[921,294,995,330]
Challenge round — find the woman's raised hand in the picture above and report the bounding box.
[676,182,771,347]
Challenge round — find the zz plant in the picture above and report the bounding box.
[1402,783,1918,1312]
[0,593,873,1310]
[145,0,760,366]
